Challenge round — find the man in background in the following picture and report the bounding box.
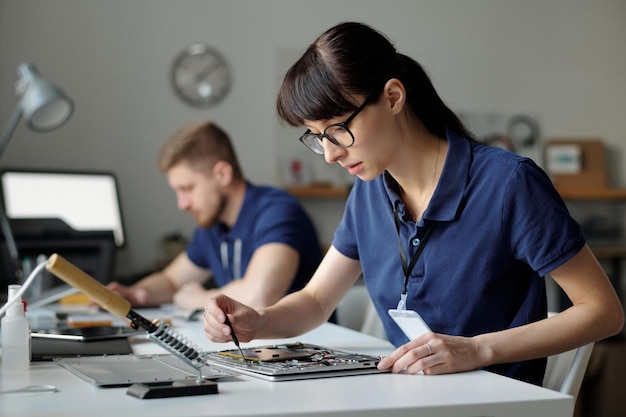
[108,121,323,311]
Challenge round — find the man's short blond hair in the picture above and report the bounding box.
[158,121,243,178]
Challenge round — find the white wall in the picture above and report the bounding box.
[1,0,625,276]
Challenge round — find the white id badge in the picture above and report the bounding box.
[388,309,431,340]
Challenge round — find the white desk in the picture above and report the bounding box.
[1,313,573,417]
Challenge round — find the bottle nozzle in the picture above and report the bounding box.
[6,284,25,317]
[8,284,22,302]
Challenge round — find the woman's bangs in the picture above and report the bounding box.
[278,55,353,126]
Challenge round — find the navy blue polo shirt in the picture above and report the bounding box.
[187,182,322,294]
[333,130,585,385]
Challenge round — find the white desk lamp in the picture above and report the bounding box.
[0,63,74,281]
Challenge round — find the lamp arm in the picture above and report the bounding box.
[0,104,23,161]
[0,208,20,281]
[0,103,24,281]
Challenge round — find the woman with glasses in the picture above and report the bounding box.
[203,21,623,385]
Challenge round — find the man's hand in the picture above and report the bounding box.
[106,282,150,307]
[172,282,210,311]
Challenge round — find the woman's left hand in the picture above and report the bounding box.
[377,333,487,375]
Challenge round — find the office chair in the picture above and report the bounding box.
[360,300,386,339]
[336,284,369,331]
[337,284,387,340]
[542,314,595,399]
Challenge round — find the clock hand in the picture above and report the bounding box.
[194,61,221,83]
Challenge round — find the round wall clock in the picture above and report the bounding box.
[170,43,233,107]
[507,114,539,148]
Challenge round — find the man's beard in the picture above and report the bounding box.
[197,194,227,228]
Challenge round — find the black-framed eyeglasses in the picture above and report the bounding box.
[298,95,373,154]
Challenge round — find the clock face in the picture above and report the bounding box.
[171,44,232,107]
[507,115,539,148]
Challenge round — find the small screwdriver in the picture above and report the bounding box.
[223,315,247,362]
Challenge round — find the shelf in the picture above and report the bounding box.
[557,188,626,200]
[288,185,626,200]
[286,184,350,199]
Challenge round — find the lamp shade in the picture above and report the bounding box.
[17,63,74,132]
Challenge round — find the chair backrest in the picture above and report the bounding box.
[360,299,386,340]
[336,284,372,331]
[336,284,387,340]
[542,335,594,398]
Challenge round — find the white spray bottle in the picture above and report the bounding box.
[1,284,31,370]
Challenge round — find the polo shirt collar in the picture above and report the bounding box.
[383,130,470,222]
[216,181,253,235]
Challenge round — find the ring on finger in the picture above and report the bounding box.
[425,343,432,356]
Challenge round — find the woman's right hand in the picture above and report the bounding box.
[202,294,262,343]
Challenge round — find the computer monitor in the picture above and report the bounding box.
[0,168,125,247]
[0,168,126,295]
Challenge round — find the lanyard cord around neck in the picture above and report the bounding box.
[393,201,435,309]
[220,238,242,280]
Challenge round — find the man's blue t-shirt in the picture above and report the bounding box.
[186,182,322,294]
[332,131,585,385]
